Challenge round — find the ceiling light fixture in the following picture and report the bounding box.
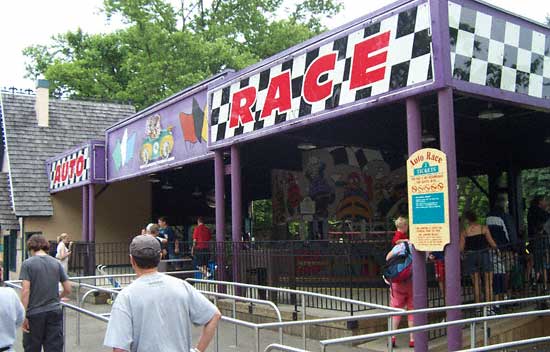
[161,182,173,190]
[421,129,436,143]
[545,136,550,144]
[149,176,160,183]
[478,103,504,120]
[297,142,317,151]
[192,186,203,197]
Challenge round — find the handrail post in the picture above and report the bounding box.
[470,322,476,348]
[483,306,488,346]
[76,279,81,345]
[302,294,306,350]
[388,316,393,352]
[233,300,238,347]
[63,305,67,352]
[214,296,219,352]
[255,326,260,352]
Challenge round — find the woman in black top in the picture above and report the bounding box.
[460,211,498,304]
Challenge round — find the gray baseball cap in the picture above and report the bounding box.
[130,235,161,258]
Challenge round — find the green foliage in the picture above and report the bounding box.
[252,199,273,229]
[23,0,342,110]
[457,176,490,224]
[522,167,550,204]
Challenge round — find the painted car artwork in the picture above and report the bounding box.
[140,114,174,164]
[106,89,211,182]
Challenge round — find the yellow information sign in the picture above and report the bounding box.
[407,148,450,251]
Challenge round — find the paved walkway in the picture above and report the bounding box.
[14,300,372,352]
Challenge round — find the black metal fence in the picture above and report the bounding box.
[66,237,550,318]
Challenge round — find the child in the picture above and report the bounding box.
[392,216,409,246]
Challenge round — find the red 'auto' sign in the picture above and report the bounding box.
[49,147,90,190]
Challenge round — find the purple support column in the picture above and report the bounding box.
[406,98,428,351]
[439,88,462,350]
[214,150,226,283]
[231,145,242,288]
[88,183,96,276]
[82,185,89,242]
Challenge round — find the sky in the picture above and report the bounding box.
[0,0,549,90]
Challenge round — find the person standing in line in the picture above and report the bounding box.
[56,233,73,302]
[145,223,168,258]
[20,235,72,352]
[158,216,179,259]
[55,233,72,274]
[0,266,25,352]
[104,235,221,352]
[486,195,518,302]
[527,195,550,287]
[386,241,414,348]
[460,211,498,305]
[192,217,212,278]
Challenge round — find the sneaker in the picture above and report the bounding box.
[409,340,415,348]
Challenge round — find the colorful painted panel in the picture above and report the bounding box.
[106,90,209,182]
[210,2,433,144]
[272,147,407,225]
[449,1,550,99]
[48,145,91,192]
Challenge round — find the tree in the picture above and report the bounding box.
[24,0,341,109]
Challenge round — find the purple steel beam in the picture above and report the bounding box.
[406,98,428,351]
[88,183,95,242]
[430,0,452,87]
[82,185,89,242]
[438,87,462,350]
[231,145,242,287]
[214,150,226,282]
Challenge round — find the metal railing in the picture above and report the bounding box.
[459,336,550,351]
[316,294,550,351]
[4,281,110,352]
[187,278,402,350]
[264,344,308,352]
[7,273,550,352]
[199,290,284,345]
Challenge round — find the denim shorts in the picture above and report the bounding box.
[463,250,493,275]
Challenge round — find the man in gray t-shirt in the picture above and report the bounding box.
[104,235,221,352]
[20,234,71,352]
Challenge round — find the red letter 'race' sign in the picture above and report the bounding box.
[229,86,257,128]
[303,53,337,104]
[210,2,433,143]
[350,31,391,90]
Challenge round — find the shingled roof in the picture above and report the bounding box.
[0,93,134,217]
[0,172,18,230]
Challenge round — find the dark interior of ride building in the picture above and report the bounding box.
[149,91,550,243]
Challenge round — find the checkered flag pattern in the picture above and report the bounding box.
[49,147,90,190]
[329,146,407,170]
[210,3,434,143]
[449,1,550,99]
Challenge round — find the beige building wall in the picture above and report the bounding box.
[24,176,151,243]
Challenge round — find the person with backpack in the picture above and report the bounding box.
[384,240,414,348]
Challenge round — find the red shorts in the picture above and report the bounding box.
[390,281,413,310]
[434,260,445,282]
